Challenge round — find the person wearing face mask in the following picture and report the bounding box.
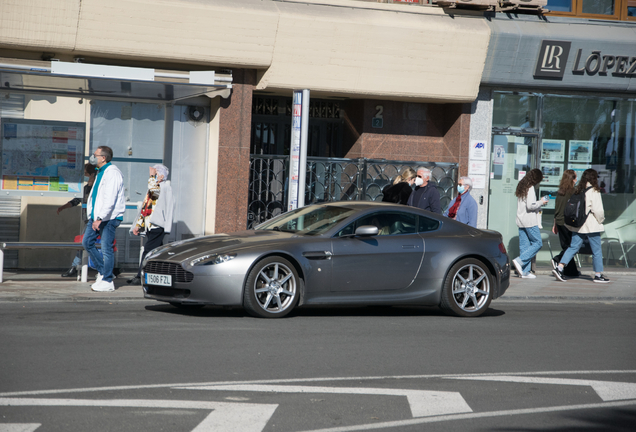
[406,167,441,214]
[382,167,418,205]
[127,164,175,286]
[444,176,477,227]
[57,163,97,278]
[83,146,126,292]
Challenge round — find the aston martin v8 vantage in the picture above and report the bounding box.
[142,202,510,318]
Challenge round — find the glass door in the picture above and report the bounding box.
[488,132,538,259]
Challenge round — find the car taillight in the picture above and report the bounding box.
[498,242,507,254]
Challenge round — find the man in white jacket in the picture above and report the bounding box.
[83,146,126,292]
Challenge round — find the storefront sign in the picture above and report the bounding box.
[571,49,636,77]
[534,40,571,79]
[534,39,636,80]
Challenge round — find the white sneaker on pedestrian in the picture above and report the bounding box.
[95,273,115,282]
[512,257,523,276]
[91,280,115,292]
[521,273,537,279]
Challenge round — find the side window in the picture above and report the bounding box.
[336,212,417,236]
[418,215,440,232]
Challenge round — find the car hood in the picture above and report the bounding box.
[149,230,301,262]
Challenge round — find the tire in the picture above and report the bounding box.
[243,256,300,318]
[440,258,493,317]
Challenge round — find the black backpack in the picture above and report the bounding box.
[563,186,592,227]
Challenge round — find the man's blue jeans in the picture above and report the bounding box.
[82,218,120,282]
[518,226,543,274]
[561,232,603,273]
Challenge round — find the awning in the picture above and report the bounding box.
[0,63,232,102]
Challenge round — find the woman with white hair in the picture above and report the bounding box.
[443,176,478,227]
[127,164,175,285]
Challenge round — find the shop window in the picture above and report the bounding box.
[90,100,165,223]
[546,0,634,19]
[491,91,636,268]
[492,93,538,130]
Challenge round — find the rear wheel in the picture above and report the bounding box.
[440,258,492,317]
[243,256,300,318]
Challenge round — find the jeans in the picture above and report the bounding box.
[71,250,81,267]
[518,226,543,274]
[82,218,121,282]
[560,232,603,273]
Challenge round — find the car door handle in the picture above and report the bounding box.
[303,251,333,260]
[402,245,417,249]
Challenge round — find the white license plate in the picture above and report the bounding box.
[145,273,172,287]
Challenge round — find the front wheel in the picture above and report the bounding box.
[440,258,493,317]
[243,256,300,318]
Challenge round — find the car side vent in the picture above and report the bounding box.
[144,261,194,283]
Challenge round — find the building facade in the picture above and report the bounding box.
[1,0,634,269]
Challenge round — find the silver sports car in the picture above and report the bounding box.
[142,202,510,318]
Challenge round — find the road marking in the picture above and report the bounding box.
[0,425,40,432]
[450,375,636,401]
[296,400,636,432]
[2,370,634,398]
[0,399,277,432]
[177,384,472,418]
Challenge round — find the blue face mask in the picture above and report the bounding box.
[457,185,465,194]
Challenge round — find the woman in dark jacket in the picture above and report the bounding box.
[382,167,419,205]
[551,169,580,277]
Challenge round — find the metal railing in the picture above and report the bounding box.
[248,155,458,229]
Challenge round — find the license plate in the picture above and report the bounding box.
[145,273,172,287]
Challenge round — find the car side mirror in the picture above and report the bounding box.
[355,225,379,237]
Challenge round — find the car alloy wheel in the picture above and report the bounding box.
[440,258,492,317]
[244,256,300,318]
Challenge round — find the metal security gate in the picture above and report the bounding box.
[247,155,458,229]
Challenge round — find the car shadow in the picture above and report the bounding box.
[144,304,506,318]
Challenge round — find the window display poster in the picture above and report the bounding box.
[568,140,593,163]
[540,163,563,185]
[568,163,590,181]
[1,119,85,194]
[539,187,558,210]
[541,139,565,162]
[493,145,505,165]
[515,144,528,166]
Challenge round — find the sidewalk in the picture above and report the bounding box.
[0,267,635,303]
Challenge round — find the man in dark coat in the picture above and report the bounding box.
[407,167,441,214]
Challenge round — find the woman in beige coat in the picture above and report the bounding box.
[552,168,609,283]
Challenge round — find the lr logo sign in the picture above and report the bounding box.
[534,40,571,79]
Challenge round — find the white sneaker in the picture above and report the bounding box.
[91,280,115,292]
[521,273,537,279]
[96,273,115,282]
[512,257,523,276]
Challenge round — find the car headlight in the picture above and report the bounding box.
[190,253,237,267]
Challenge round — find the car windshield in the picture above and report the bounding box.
[256,205,356,236]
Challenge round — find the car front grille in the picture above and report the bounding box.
[144,261,194,283]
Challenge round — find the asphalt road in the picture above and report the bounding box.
[1,300,635,431]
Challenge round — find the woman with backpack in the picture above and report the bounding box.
[512,168,549,279]
[552,168,610,283]
[551,169,581,278]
